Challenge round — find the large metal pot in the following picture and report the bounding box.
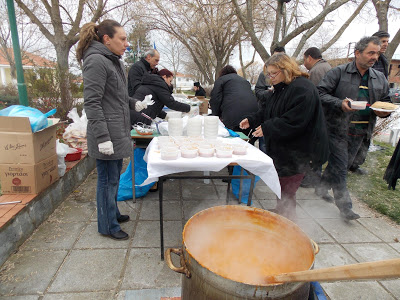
[166,205,319,300]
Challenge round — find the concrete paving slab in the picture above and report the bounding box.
[358,218,400,243]
[42,291,114,300]
[389,242,400,253]
[182,180,219,200]
[320,281,396,300]
[48,249,126,293]
[0,296,39,300]
[116,200,140,220]
[351,198,378,218]
[296,187,323,200]
[258,199,277,210]
[253,185,276,200]
[316,219,382,243]
[0,250,67,295]
[161,180,181,200]
[379,279,400,298]
[73,222,134,249]
[140,201,181,221]
[294,219,335,243]
[297,200,340,219]
[131,221,182,248]
[47,200,96,223]
[182,200,227,220]
[123,287,181,300]
[70,174,98,203]
[342,243,400,262]
[20,221,86,251]
[121,248,181,290]
[313,244,358,269]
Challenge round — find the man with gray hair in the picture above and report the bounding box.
[128,49,160,96]
[316,36,391,220]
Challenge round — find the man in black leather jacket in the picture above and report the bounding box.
[316,36,391,220]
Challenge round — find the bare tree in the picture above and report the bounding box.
[135,0,244,84]
[14,0,131,118]
[231,0,368,61]
[238,61,263,85]
[0,2,47,80]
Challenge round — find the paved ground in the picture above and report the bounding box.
[0,163,400,300]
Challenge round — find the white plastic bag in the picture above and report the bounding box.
[63,108,88,153]
[56,140,70,176]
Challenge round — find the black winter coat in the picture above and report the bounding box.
[130,73,191,125]
[127,58,153,97]
[195,86,206,97]
[210,73,259,129]
[246,76,329,177]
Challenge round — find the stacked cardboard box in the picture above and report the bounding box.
[0,116,59,194]
[188,96,210,115]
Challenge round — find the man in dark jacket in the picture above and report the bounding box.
[316,36,391,220]
[128,49,160,96]
[193,82,206,97]
[349,31,391,175]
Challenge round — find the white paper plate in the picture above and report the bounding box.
[370,107,398,112]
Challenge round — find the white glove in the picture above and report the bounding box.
[98,141,114,155]
[135,101,147,112]
[143,94,155,106]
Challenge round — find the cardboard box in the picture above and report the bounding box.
[0,154,59,194]
[0,117,59,164]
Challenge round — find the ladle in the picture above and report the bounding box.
[265,258,400,284]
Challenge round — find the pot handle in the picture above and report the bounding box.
[165,248,191,278]
[311,239,319,255]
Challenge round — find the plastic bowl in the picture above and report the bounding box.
[181,146,198,158]
[65,148,83,162]
[233,144,247,155]
[198,144,215,157]
[350,101,367,110]
[161,147,180,160]
[216,145,233,158]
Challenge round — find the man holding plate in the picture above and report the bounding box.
[316,36,391,220]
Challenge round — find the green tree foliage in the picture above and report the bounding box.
[125,22,153,67]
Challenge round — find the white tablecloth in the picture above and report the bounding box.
[141,137,281,198]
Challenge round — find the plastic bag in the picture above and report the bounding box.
[56,140,71,177]
[0,105,56,132]
[231,166,260,204]
[63,108,88,153]
[117,148,155,200]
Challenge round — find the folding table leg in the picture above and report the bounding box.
[159,177,164,260]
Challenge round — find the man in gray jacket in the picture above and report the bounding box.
[316,36,391,220]
[304,47,332,85]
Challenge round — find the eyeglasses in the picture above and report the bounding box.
[266,70,281,79]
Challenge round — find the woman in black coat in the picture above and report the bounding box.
[130,69,191,125]
[209,65,259,133]
[240,54,329,219]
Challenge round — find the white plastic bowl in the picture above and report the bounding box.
[181,146,198,158]
[161,147,180,160]
[216,145,233,158]
[233,144,247,155]
[198,144,215,157]
[350,101,367,110]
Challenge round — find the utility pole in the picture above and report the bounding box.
[6,0,29,106]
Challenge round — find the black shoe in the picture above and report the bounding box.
[340,208,360,220]
[315,187,334,203]
[109,230,129,240]
[350,167,368,175]
[117,215,130,223]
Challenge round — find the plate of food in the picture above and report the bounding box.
[370,101,399,112]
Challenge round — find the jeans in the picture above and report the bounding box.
[96,159,123,235]
[320,129,352,210]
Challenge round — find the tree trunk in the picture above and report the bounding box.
[55,45,73,120]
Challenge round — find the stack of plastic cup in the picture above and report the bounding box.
[203,116,219,139]
[168,118,183,136]
[186,116,202,136]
